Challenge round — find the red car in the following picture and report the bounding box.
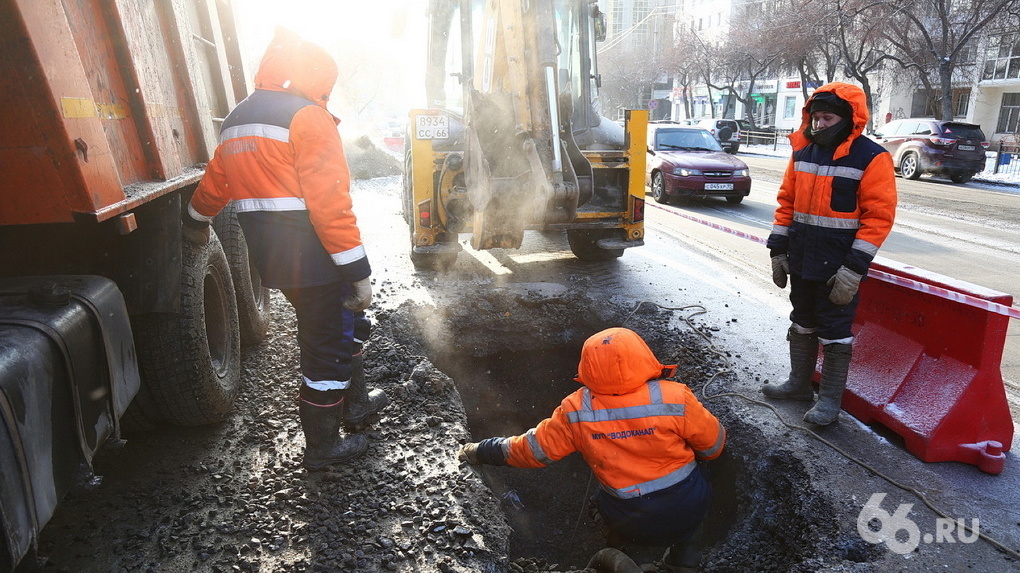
[646,124,752,204]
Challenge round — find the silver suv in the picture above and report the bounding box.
[685,119,741,154]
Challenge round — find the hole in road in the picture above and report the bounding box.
[413,291,881,569]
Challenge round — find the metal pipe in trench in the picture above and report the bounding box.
[585,547,642,573]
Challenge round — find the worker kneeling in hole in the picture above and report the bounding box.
[459,327,726,571]
[184,28,388,470]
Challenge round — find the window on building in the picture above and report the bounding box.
[983,33,1020,80]
[633,0,649,37]
[997,93,1020,134]
[612,2,625,35]
[783,96,796,119]
[909,89,971,118]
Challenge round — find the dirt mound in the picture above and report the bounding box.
[346,135,402,180]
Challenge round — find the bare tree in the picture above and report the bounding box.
[883,0,1016,120]
[827,0,898,130]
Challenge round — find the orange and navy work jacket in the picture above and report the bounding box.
[767,82,896,281]
[481,328,726,500]
[187,31,370,289]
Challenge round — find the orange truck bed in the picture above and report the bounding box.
[0,0,248,225]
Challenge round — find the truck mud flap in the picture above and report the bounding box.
[0,276,139,568]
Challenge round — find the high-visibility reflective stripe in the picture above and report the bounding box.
[188,202,215,223]
[647,380,663,404]
[234,197,307,212]
[331,244,367,265]
[525,428,553,464]
[793,212,861,229]
[221,123,290,144]
[693,421,726,458]
[771,224,789,236]
[793,161,865,180]
[852,238,879,256]
[604,461,697,499]
[568,385,685,423]
[302,376,350,390]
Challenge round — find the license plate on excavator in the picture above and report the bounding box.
[415,114,449,140]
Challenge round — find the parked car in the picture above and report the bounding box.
[682,118,742,153]
[646,124,752,204]
[871,119,989,183]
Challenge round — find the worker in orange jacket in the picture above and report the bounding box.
[459,327,725,569]
[763,82,896,425]
[183,28,387,470]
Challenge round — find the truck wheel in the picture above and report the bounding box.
[213,203,271,348]
[567,229,624,261]
[133,233,241,426]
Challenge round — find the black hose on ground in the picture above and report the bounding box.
[586,547,643,573]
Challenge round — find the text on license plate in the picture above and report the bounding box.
[958,145,976,151]
[704,183,734,190]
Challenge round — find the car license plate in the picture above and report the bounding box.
[704,183,734,190]
[958,144,976,151]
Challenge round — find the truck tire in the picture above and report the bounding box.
[567,229,624,261]
[132,233,241,426]
[213,203,271,349]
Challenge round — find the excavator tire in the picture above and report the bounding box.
[567,229,624,261]
[131,232,241,426]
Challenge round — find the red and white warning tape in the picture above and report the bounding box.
[648,202,1020,320]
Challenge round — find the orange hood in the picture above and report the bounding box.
[789,81,870,160]
[574,328,676,395]
[253,28,338,109]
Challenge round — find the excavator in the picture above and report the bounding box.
[403,0,648,269]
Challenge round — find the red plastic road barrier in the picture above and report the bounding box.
[843,258,1013,474]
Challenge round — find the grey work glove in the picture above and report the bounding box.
[182,223,210,244]
[458,443,480,465]
[826,266,864,305]
[771,254,789,288]
[343,277,373,312]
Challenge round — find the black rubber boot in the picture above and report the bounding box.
[762,328,818,401]
[343,350,389,432]
[299,397,368,470]
[803,343,853,425]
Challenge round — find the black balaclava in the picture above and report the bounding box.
[805,91,853,148]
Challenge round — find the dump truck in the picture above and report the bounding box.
[0,1,267,568]
[402,0,648,269]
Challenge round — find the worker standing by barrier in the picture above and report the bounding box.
[184,28,388,470]
[458,328,726,570]
[763,82,897,426]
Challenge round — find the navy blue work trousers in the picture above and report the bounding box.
[789,273,860,341]
[594,463,711,547]
[280,281,362,386]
